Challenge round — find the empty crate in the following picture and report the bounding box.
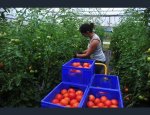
[90,74,120,90]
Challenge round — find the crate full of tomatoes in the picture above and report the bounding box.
[62,58,95,86]
[41,82,89,108]
[41,58,123,108]
[41,83,123,108]
[81,87,123,108]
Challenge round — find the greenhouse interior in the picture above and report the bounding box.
[0,8,150,108]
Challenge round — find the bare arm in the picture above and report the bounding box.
[83,49,88,53]
[76,40,100,58]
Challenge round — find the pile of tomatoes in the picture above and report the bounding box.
[87,94,119,108]
[69,62,91,73]
[71,62,91,69]
[51,88,84,108]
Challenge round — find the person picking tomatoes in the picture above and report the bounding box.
[75,23,106,74]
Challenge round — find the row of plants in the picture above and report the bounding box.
[0,8,105,107]
[109,9,150,107]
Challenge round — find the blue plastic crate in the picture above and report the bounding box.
[62,58,95,85]
[90,74,120,90]
[80,87,124,108]
[41,82,89,108]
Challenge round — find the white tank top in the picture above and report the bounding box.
[88,33,106,62]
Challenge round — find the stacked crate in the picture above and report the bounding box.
[41,58,123,108]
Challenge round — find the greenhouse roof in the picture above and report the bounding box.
[1,8,145,27]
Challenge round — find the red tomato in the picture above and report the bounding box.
[88,64,91,68]
[55,94,63,101]
[76,90,83,96]
[83,63,89,67]
[63,93,69,98]
[94,98,100,105]
[92,106,99,108]
[60,99,69,106]
[110,105,118,108]
[72,102,79,108]
[72,62,78,67]
[64,97,70,102]
[56,103,61,105]
[124,88,129,92]
[68,88,76,93]
[61,89,68,95]
[70,99,78,106]
[104,100,112,107]
[75,70,82,73]
[70,69,77,73]
[76,95,82,102]
[87,101,95,108]
[83,63,91,68]
[84,66,89,68]
[76,62,81,66]
[66,105,71,108]
[111,99,118,105]
[78,65,83,68]
[69,92,76,99]
[52,99,59,104]
[89,94,95,102]
[72,62,80,67]
[100,96,107,103]
[125,97,130,101]
[97,103,104,108]
[103,106,108,108]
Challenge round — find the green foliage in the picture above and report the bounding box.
[0,8,88,107]
[95,25,105,38]
[93,25,105,50]
[110,9,150,107]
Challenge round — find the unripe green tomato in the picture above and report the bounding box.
[34,70,38,73]
[147,57,150,61]
[144,98,148,101]
[147,48,150,53]
[138,95,144,100]
[30,70,34,73]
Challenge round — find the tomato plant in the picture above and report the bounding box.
[0,8,94,107]
[110,8,150,107]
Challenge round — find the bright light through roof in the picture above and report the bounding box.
[2,8,138,27]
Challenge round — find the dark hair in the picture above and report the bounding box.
[79,23,95,33]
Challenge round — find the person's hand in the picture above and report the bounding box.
[73,51,83,58]
[76,54,79,58]
[73,52,77,58]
